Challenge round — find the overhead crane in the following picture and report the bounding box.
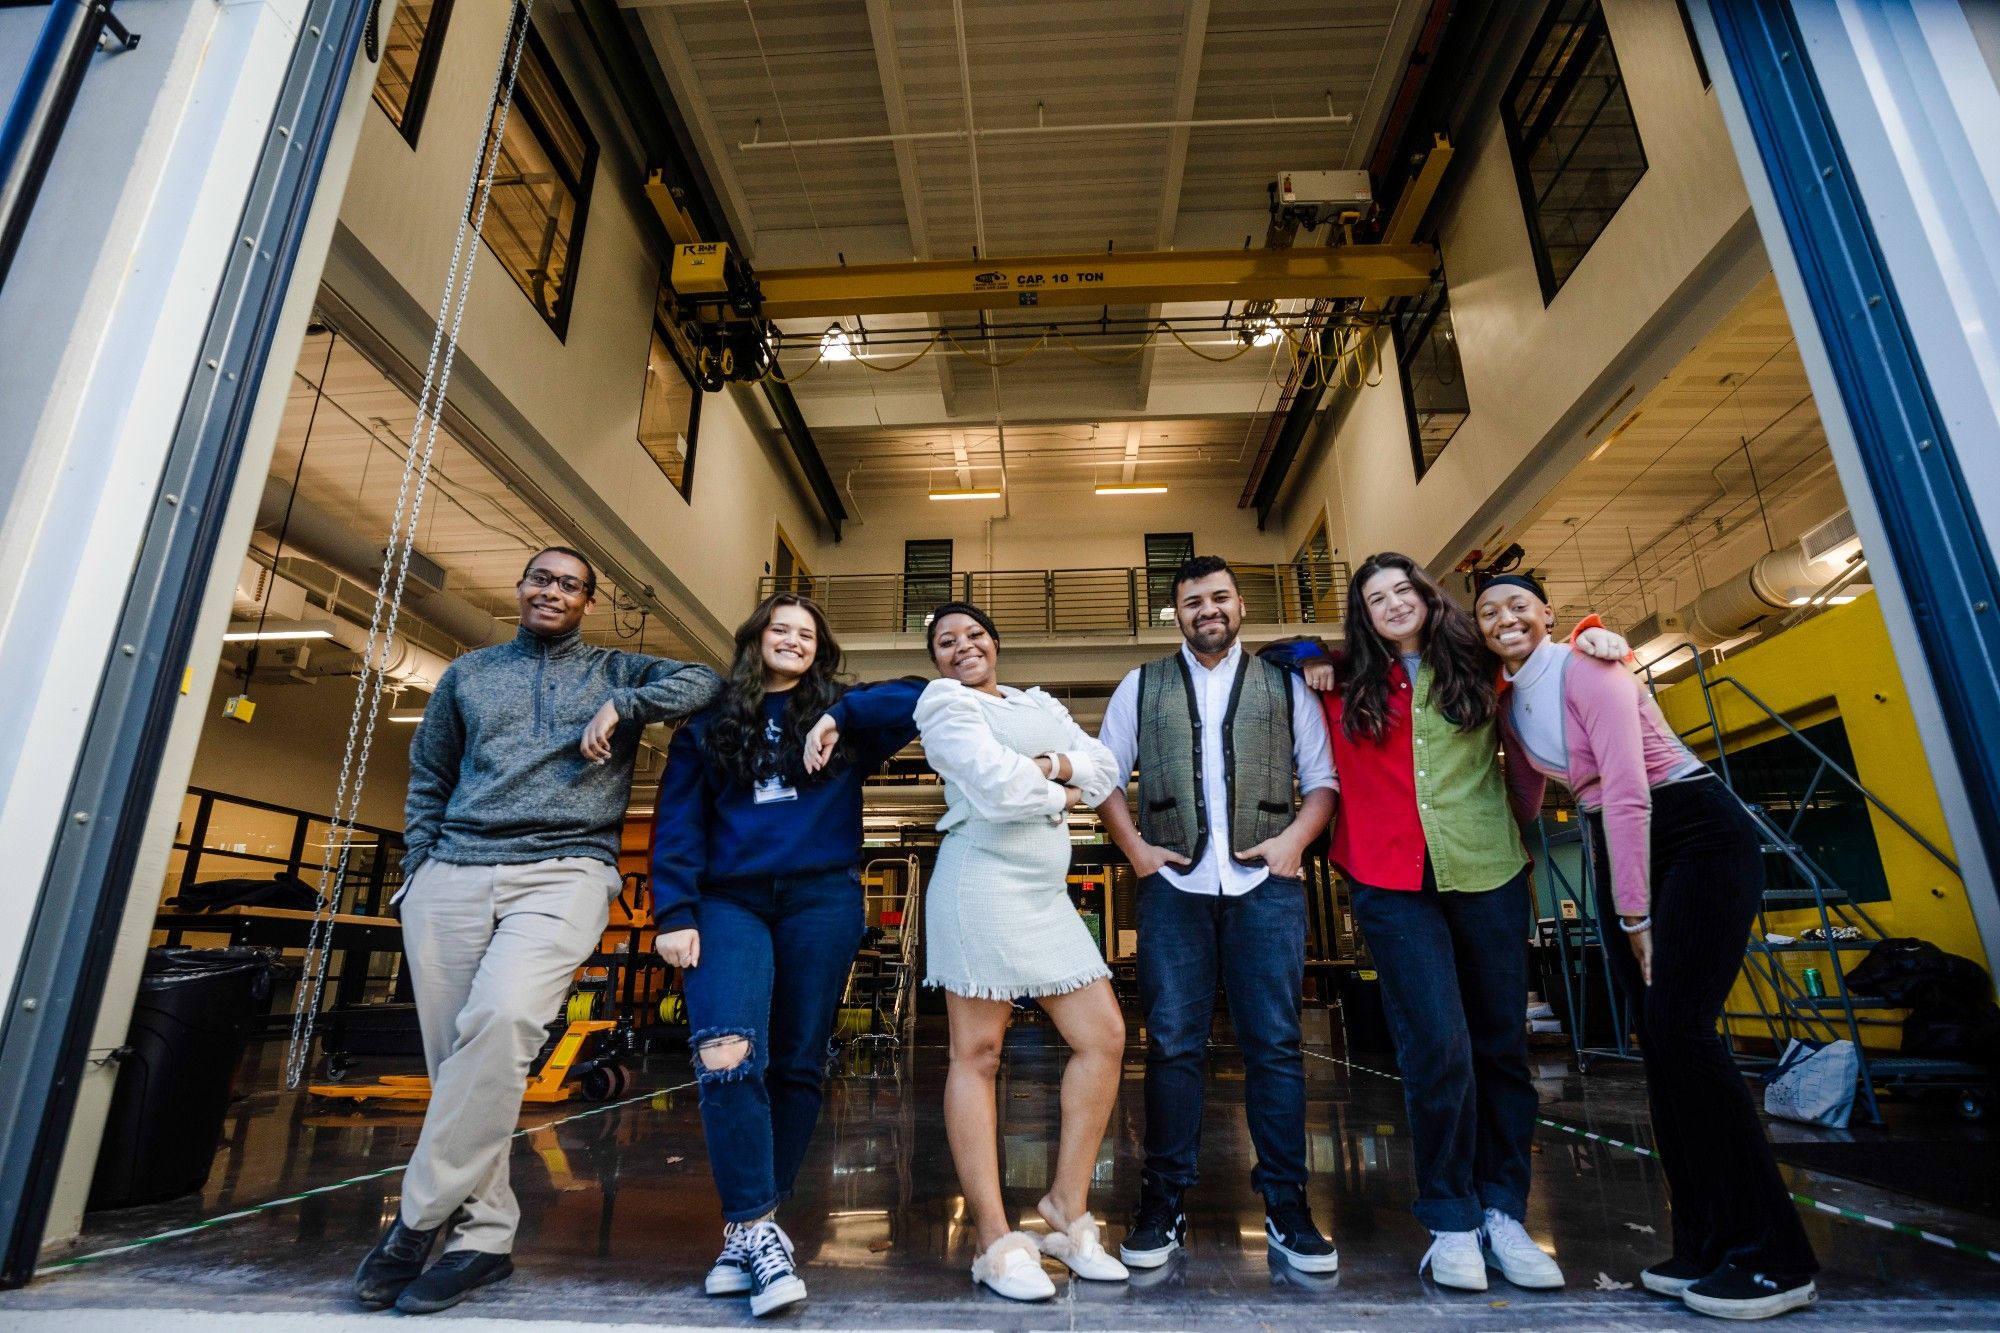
[670,242,1436,321]
[647,165,1439,389]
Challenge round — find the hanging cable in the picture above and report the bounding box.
[243,330,336,682]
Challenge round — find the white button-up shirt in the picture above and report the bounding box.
[1099,641,1335,897]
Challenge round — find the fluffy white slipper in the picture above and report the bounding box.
[1040,1213,1129,1282]
[971,1231,1057,1302]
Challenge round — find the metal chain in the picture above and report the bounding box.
[284,2,538,1088]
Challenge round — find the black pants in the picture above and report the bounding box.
[1590,776,1818,1278]
[1350,865,1538,1232]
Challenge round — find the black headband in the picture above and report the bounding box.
[1477,572,1548,604]
[927,601,999,651]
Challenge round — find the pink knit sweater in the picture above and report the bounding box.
[1501,641,1705,915]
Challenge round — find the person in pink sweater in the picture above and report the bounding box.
[1475,574,1819,1323]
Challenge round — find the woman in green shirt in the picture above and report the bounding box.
[1268,553,1624,1293]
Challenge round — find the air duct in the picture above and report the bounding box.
[1682,547,1827,648]
[255,477,508,649]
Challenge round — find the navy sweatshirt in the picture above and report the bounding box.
[648,677,924,930]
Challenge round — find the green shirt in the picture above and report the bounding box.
[1408,663,1528,893]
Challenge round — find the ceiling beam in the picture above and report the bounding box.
[949,427,972,487]
[863,0,957,418]
[721,245,1434,319]
[633,6,760,258]
[1120,421,1144,484]
[1133,0,1211,412]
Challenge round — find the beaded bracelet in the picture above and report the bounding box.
[1617,915,1653,934]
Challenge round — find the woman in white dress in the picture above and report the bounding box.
[917,602,1131,1301]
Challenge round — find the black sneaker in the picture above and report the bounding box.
[1263,1186,1338,1274]
[1120,1172,1188,1269]
[745,1219,807,1317]
[1682,1264,1817,1320]
[352,1218,439,1310]
[394,1248,514,1314]
[1640,1255,1708,1298]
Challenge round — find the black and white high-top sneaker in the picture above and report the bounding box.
[1119,1173,1188,1269]
[1681,1264,1817,1320]
[744,1219,807,1317]
[705,1221,753,1296]
[1263,1186,1338,1274]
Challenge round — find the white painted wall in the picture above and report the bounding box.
[331,5,826,648]
[1290,0,1761,573]
[820,479,1291,574]
[186,677,414,832]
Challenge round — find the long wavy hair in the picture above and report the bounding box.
[1339,552,1496,743]
[703,593,848,789]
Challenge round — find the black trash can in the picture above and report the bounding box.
[1334,966,1399,1068]
[88,946,277,1210]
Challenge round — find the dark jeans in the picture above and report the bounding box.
[1137,872,1308,1197]
[1351,865,1538,1232]
[1590,776,1819,1278]
[682,867,865,1221]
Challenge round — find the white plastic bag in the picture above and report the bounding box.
[1762,1038,1859,1129]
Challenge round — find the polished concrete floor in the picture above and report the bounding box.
[9,1016,2000,1329]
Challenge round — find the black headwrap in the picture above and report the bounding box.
[926,601,1000,653]
[1476,572,1548,604]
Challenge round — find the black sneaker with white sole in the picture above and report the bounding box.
[705,1221,753,1296]
[1681,1264,1817,1320]
[745,1219,807,1317]
[1263,1188,1338,1274]
[1119,1173,1188,1269]
[1640,1255,1708,1298]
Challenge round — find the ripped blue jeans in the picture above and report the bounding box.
[681,867,865,1220]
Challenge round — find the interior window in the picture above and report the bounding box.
[371,0,455,144]
[477,9,597,338]
[1502,0,1649,301]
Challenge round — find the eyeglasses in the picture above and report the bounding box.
[521,569,590,596]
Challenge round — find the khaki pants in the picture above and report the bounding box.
[397,856,616,1253]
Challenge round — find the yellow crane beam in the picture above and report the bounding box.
[671,243,1437,320]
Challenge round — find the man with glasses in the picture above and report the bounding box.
[355,546,720,1314]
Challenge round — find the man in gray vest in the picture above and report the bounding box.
[1097,555,1336,1274]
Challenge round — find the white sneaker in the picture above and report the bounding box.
[1482,1208,1565,1289]
[972,1231,1057,1302]
[1420,1229,1488,1291]
[1039,1212,1129,1282]
[704,1220,753,1295]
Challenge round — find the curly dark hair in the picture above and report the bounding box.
[1339,552,1496,743]
[703,593,849,790]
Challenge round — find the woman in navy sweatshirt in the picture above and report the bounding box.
[649,592,922,1317]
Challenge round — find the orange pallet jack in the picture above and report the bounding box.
[308,1018,634,1105]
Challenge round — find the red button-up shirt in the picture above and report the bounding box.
[1321,658,1534,893]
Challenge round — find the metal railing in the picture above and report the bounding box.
[1560,639,1983,1124]
[759,560,1349,638]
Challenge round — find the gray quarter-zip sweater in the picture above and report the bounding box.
[403,627,721,874]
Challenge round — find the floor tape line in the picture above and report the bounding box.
[1302,1048,2000,1268]
[35,1078,697,1277]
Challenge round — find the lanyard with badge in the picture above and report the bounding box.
[752,716,799,804]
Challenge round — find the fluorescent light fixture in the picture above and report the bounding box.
[1095,483,1168,496]
[223,618,337,642]
[1788,595,1859,606]
[928,487,1002,501]
[820,325,854,362]
[389,713,426,723]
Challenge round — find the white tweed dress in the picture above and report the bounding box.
[915,678,1122,1000]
